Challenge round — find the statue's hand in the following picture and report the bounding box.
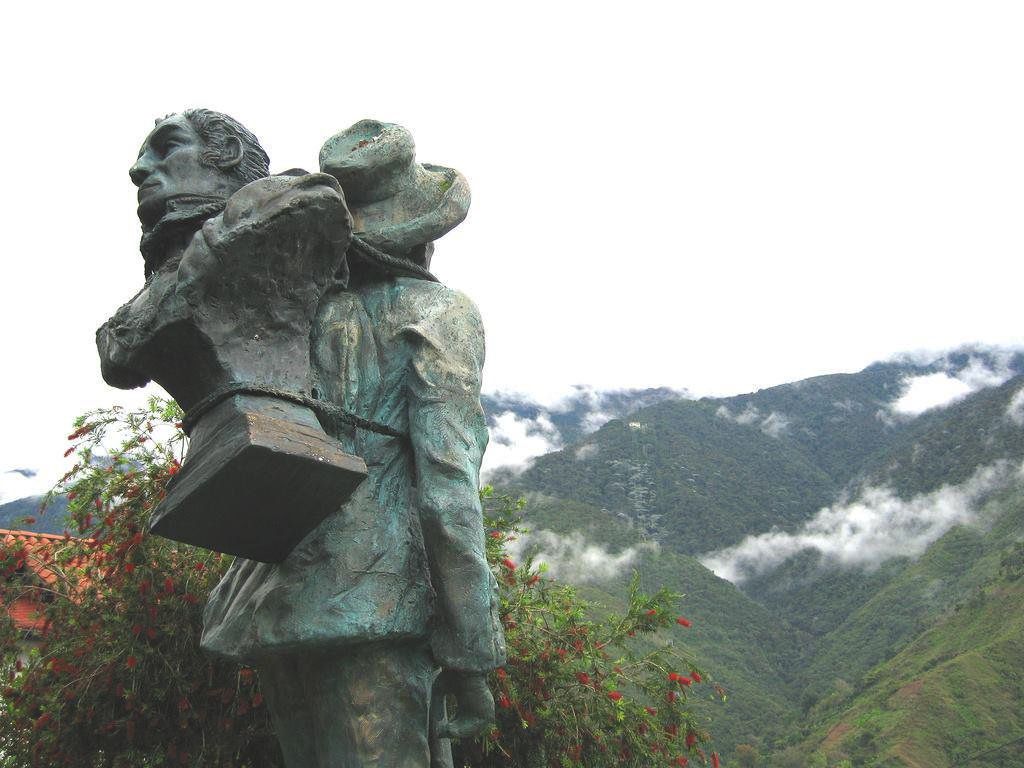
[436,671,495,740]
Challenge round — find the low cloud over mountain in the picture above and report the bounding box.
[482,412,563,477]
[505,528,658,583]
[1008,384,1024,427]
[0,465,56,505]
[885,347,1022,418]
[715,404,792,438]
[480,386,686,477]
[699,459,1023,584]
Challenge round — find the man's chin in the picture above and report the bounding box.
[137,197,166,231]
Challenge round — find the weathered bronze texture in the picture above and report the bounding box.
[150,395,367,562]
[97,112,366,562]
[96,110,503,767]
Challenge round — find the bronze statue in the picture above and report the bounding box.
[97,109,504,767]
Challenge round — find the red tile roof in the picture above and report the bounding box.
[8,596,47,632]
[1,528,91,635]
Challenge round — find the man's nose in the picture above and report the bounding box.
[129,155,152,186]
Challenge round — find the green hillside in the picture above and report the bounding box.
[0,494,67,533]
[783,536,1024,767]
[498,352,1024,761]
[797,483,1024,710]
[712,366,909,486]
[860,376,1024,495]
[514,494,806,756]
[516,399,837,553]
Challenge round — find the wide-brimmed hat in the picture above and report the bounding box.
[319,120,470,269]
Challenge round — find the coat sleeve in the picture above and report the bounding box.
[403,287,506,673]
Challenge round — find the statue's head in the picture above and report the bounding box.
[130,109,270,230]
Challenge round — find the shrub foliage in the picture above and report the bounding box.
[1,399,716,767]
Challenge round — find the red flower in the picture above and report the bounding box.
[678,676,692,686]
[644,706,658,716]
[711,752,720,768]
[194,562,205,572]
[668,672,680,682]
[501,557,517,572]
[691,671,702,683]
[673,758,689,767]
[125,563,136,574]
[146,627,157,640]
[576,672,591,686]
[498,693,511,708]
[667,690,678,703]
[607,690,622,702]
[489,530,503,539]
[676,616,692,628]
[685,731,697,748]
[94,497,103,511]
[126,656,138,669]
[64,446,75,458]
[645,609,657,617]
[252,693,264,708]
[33,712,53,731]
[163,577,175,594]
[496,668,507,680]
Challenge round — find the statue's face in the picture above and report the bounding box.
[130,115,242,228]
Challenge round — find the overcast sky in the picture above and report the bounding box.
[2,2,1023,489]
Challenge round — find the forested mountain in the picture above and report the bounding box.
[503,349,1024,555]
[491,347,1024,764]
[4,346,1023,764]
[481,386,686,448]
[789,503,1024,767]
[0,494,65,534]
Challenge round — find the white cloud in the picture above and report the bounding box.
[759,411,790,438]
[574,443,599,461]
[700,460,1020,584]
[538,385,686,434]
[0,457,75,506]
[481,387,687,476]
[580,408,615,433]
[506,529,658,583]
[716,404,791,438]
[1007,386,1024,427]
[890,352,1018,417]
[891,373,974,416]
[481,411,563,479]
[0,468,47,505]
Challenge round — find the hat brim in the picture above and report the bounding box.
[348,163,470,259]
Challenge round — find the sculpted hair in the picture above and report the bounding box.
[181,108,271,185]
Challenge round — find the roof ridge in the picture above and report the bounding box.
[0,528,72,542]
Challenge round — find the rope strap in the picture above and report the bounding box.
[349,235,440,282]
[181,382,406,440]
